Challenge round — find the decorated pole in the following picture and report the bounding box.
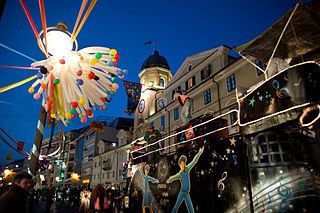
[28,105,47,177]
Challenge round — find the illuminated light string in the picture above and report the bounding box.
[237,61,319,102]
[132,119,238,160]
[131,109,239,154]
[131,61,320,160]
[237,102,311,127]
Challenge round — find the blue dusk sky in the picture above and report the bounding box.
[0,0,304,164]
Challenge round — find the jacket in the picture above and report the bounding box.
[0,184,28,213]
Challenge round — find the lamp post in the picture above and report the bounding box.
[29,22,77,177]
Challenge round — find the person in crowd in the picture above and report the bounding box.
[0,172,33,213]
[90,184,110,213]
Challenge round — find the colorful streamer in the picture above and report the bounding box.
[19,0,40,40]
[38,0,48,57]
[72,0,97,42]
[71,0,89,42]
[0,43,37,62]
[0,65,39,70]
[0,75,37,93]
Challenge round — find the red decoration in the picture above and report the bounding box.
[70,102,78,108]
[88,71,95,79]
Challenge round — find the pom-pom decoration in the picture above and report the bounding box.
[30,46,126,125]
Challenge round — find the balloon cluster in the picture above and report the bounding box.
[29,47,127,125]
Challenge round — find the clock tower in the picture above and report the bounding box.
[134,50,172,138]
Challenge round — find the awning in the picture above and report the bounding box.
[235,3,320,63]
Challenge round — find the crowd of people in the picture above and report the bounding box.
[0,172,129,213]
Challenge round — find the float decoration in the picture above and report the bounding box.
[0,0,127,126]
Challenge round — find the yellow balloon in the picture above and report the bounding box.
[112,58,117,62]
[65,112,72,120]
[79,55,84,61]
[89,58,96,65]
[78,97,85,106]
[28,87,34,93]
[110,49,117,56]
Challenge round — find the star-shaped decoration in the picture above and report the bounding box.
[211,151,218,158]
[230,138,237,147]
[249,97,256,107]
[210,162,215,166]
[201,170,204,175]
[226,148,231,154]
[259,96,263,101]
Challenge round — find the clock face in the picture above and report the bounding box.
[157,98,167,109]
[138,99,145,113]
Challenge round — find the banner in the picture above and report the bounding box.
[123,81,142,115]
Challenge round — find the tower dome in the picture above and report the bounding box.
[141,50,170,71]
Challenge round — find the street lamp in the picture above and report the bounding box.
[29,22,77,177]
[38,22,78,57]
[71,172,80,183]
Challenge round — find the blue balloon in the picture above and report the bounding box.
[107,61,114,66]
[37,73,43,79]
[117,70,124,76]
[76,79,84,85]
[123,69,128,74]
[106,96,112,102]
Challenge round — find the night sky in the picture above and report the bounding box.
[0,0,303,164]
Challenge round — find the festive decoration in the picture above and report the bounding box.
[217,171,228,198]
[29,46,125,125]
[174,92,193,124]
[123,80,142,115]
[141,164,159,212]
[238,62,320,129]
[166,146,204,212]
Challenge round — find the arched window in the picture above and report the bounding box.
[159,77,165,87]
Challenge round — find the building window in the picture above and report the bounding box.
[255,59,265,76]
[203,89,211,105]
[229,108,238,125]
[113,171,115,178]
[226,74,236,92]
[174,108,179,120]
[93,174,96,180]
[150,121,154,128]
[201,65,212,80]
[172,86,181,99]
[102,173,104,179]
[161,116,165,129]
[159,77,165,87]
[185,76,196,90]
